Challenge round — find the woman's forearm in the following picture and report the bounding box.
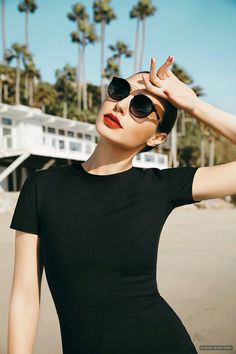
[191,98,236,145]
[7,296,40,354]
[146,56,236,145]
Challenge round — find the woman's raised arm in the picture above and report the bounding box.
[143,56,236,145]
[7,230,43,354]
[143,56,236,202]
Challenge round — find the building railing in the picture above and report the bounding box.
[1,132,168,168]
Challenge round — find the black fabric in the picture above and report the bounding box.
[10,162,201,354]
[10,171,39,235]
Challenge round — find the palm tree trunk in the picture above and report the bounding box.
[200,122,206,166]
[100,19,106,103]
[82,43,87,111]
[209,134,215,166]
[77,42,82,112]
[25,10,29,47]
[133,18,140,74]
[0,80,2,102]
[15,56,21,105]
[3,82,8,100]
[24,74,29,99]
[170,120,178,167]
[63,101,68,118]
[75,20,82,113]
[29,77,33,106]
[1,0,6,63]
[200,136,206,167]
[88,92,92,109]
[139,17,146,71]
[63,86,67,118]
[118,55,121,76]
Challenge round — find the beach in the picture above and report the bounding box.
[1,196,236,354]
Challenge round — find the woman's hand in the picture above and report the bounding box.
[142,56,199,114]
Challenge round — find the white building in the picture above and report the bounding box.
[0,103,168,192]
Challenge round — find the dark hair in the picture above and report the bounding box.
[131,70,178,154]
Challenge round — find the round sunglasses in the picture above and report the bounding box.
[107,76,160,120]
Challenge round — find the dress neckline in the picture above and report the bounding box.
[74,161,136,179]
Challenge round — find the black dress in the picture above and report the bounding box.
[10,161,201,354]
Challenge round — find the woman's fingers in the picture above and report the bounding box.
[142,74,167,99]
[157,55,175,79]
[149,58,163,87]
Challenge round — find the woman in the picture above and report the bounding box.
[8,55,236,354]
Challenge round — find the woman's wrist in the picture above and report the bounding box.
[184,97,236,144]
[186,96,203,118]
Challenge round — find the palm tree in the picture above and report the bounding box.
[138,0,156,71]
[93,0,117,102]
[169,63,204,167]
[67,3,88,113]
[4,43,27,104]
[24,58,40,106]
[55,64,76,118]
[0,73,5,102]
[172,66,207,167]
[18,0,38,48]
[79,19,98,111]
[1,0,7,63]
[85,23,98,110]
[129,4,141,73]
[108,41,133,76]
[34,82,58,112]
[104,56,119,80]
[0,64,14,103]
[130,0,156,72]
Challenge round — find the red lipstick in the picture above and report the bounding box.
[103,113,123,129]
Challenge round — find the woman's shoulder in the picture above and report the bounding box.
[31,163,74,184]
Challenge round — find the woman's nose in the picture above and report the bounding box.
[114,97,130,115]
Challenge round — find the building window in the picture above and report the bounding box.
[77,132,83,139]
[85,144,92,153]
[69,141,82,151]
[3,127,11,135]
[42,125,45,132]
[48,127,55,134]
[68,131,74,137]
[85,134,91,141]
[59,140,65,149]
[144,154,154,162]
[2,117,12,125]
[59,129,65,135]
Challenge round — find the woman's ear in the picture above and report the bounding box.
[146,132,167,147]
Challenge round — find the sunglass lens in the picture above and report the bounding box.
[107,77,130,100]
[130,94,153,118]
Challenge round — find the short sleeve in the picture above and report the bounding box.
[156,166,201,208]
[10,172,39,235]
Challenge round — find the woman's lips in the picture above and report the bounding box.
[103,115,123,129]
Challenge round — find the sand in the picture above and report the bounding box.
[1,201,236,354]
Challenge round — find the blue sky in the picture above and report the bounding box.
[3,0,236,114]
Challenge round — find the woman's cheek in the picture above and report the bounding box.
[123,122,152,147]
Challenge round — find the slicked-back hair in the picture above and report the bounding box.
[131,71,178,154]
